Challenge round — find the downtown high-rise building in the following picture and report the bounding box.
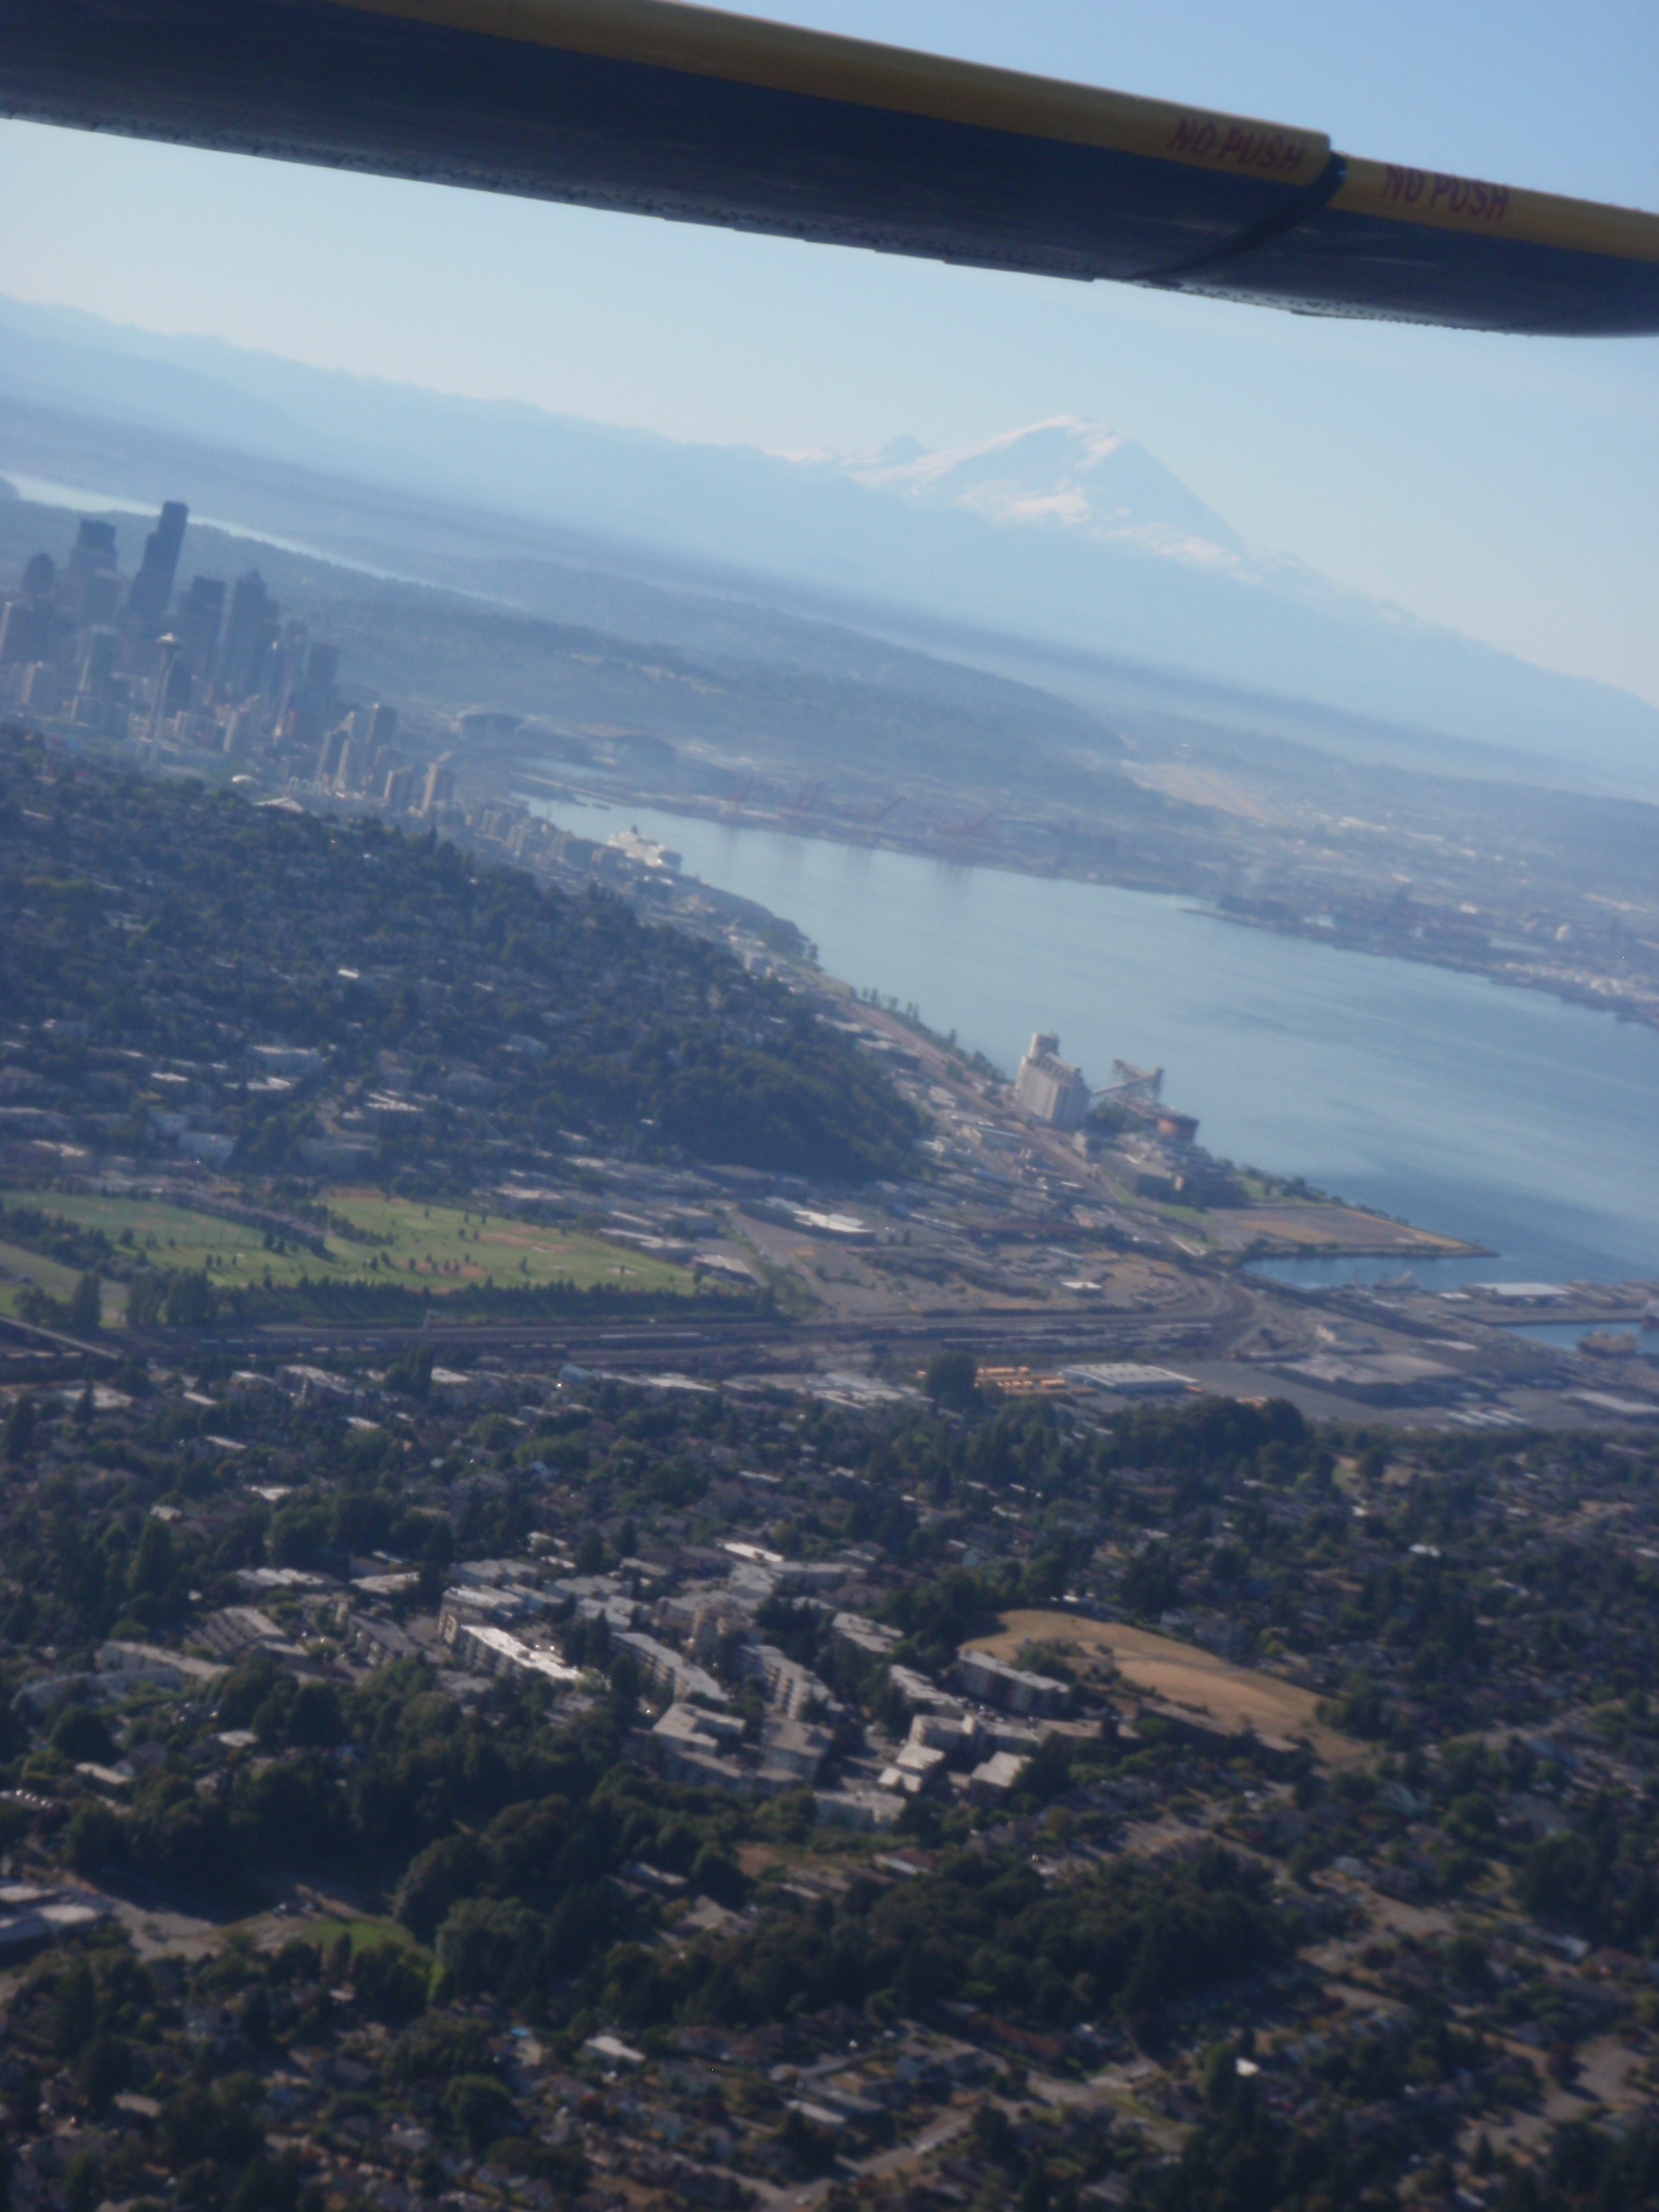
[0,599,38,666]
[421,755,455,814]
[176,575,226,675]
[59,519,121,628]
[128,501,188,631]
[216,570,278,698]
[298,641,340,715]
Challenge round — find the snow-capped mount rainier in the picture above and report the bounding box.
[822,414,1438,625]
[774,417,1658,788]
[837,417,1249,573]
[1,295,1656,790]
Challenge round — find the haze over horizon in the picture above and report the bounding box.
[1,0,1657,712]
[7,291,1659,795]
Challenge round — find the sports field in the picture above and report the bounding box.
[0,1185,701,1320]
[966,1607,1356,1763]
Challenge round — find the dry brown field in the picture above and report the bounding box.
[966,1609,1358,1764]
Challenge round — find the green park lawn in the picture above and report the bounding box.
[0,1185,701,1323]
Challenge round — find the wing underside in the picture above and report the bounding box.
[3,0,1657,335]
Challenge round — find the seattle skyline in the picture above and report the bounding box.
[1,0,1657,707]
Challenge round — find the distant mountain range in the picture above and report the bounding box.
[1,294,1656,796]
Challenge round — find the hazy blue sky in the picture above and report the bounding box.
[2,1,1657,701]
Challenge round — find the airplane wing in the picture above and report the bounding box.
[4,0,1657,335]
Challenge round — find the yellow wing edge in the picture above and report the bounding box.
[329,0,1333,184]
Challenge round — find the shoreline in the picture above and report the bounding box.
[524,774,1659,1044]
[12,735,1624,1282]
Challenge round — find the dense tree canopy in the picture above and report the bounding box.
[0,730,918,1183]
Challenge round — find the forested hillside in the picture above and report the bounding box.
[0,728,917,1185]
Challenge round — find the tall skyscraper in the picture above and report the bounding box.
[299,642,340,715]
[217,571,277,698]
[60,519,120,626]
[177,575,226,675]
[145,634,184,743]
[127,501,188,630]
[271,619,311,711]
[369,701,398,749]
[421,756,456,815]
[21,553,56,602]
[316,725,347,785]
[66,519,117,572]
[77,626,121,699]
[0,601,38,666]
[0,553,56,665]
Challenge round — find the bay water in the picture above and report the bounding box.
[528,794,1659,1286]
